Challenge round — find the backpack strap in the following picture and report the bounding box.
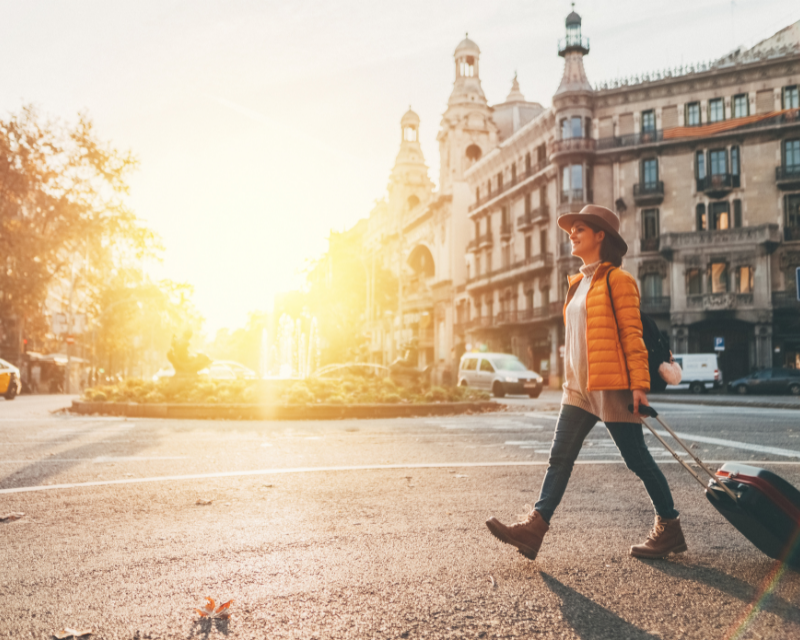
[605,267,619,334]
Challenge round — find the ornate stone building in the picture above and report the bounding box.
[463,11,800,385]
[361,12,800,387]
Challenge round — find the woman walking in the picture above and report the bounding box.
[486,205,686,561]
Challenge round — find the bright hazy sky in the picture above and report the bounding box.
[3,0,799,333]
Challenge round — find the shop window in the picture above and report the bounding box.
[783,85,799,110]
[710,202,730,230]
[708,261,729,294]
[709,98,725,123]
[687,269,702,295]
[686,102,701,126]
[733,93,749,118]
[642,273,663,299]
[736,266,754,293]
[696,203,707,231]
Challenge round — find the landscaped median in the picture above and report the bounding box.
[71,375,501,420]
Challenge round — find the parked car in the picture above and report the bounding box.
[458,352,543,398]
[212,360,257,379]
[728,368,800,396]
[0,358,21,400]
[667,353,722,394]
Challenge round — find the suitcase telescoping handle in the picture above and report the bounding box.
[629,405,738,503]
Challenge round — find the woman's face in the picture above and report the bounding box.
[569,221,604,261]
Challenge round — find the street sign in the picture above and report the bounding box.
[714,336,725,351]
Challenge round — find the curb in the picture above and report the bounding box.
[69,400,502,420]
[648,395,800,411]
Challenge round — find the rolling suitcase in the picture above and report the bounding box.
[633,405,800,568]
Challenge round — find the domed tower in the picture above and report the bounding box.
[437,35,498,195]
[388,108,434,225]
[551,7,595,214]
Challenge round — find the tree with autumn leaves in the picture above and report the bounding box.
[0,106,200,375]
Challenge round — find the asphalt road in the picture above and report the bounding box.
[2,394,800,640]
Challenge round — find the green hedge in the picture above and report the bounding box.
[81,375,490,405]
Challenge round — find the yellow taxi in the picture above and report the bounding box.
[0,358,21,400]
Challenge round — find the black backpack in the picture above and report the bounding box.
[605,269,672,392]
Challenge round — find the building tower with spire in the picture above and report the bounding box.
[387,107,434,227]
[437,35,499,196]
[551,6,595,219]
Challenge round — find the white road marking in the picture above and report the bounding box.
[649,429,800,459]
[0,456,187,464]
[2,459,800,495]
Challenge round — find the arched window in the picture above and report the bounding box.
[404,126,417,142]
[407,195,420,210]
[466,144,482,162]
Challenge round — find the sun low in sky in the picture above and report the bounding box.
[2,0,798,332]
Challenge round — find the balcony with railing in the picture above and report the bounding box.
[551,137,596,161]
[640,237,660,252]
[596,129,663,151]
[517,205,550,229]
[640,296,671,315]
[468,162,549,213]
[776,165,800,190]
[660,224,780,253]
[558,188,593,215]
[697,173,739,198]
[466,253,555,290]
[773,291,800,309]
[686,292,754,311]
[467,231,493,251]
[633,181,664,205]
[558,35,589,56]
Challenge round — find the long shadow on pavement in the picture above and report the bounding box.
[541,572,660,640]
[640,559,800,625]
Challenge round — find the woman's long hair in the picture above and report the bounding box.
[582,220,625,267]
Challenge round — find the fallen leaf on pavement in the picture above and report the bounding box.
[0,512,25,522]
[195,596,233,619]
[195,499,213,506]
[53,628,93,638]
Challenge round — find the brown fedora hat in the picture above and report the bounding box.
[557,204,628,255]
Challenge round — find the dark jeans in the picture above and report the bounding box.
[534,404,679,522]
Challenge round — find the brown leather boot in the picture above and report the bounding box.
[486,510,549,560]
[630,516,687,559]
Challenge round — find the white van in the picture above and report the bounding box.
[667,353,722,394]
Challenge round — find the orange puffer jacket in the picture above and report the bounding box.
[563,262,650,392]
